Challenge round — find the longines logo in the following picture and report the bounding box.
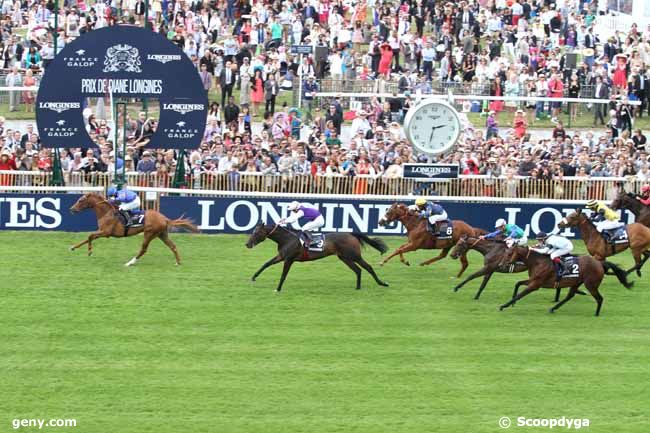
[38,102,81,113]
[162,103,205,115]
[147,54,182,64]
[103,44,142,73]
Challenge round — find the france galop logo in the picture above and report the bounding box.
[103,44,142,73]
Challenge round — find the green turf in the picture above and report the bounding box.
[0,232,648,433]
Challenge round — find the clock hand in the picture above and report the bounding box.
[428,125,445,142]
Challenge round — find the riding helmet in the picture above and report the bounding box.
[536,232,549,240]
[586,199,598,208]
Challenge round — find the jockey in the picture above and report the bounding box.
[480,218,528,246]
[412,197,448,234]
[531,232,574,282]
[636,185,650,206]
[107,186,141,226]
[279,201,324,244]
[585,199,624,240]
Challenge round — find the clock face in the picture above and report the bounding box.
[404,101,461,155]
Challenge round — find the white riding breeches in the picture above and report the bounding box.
[302,215,325,231]
[506,236,528,247]
[428,210,448,225]
[596,220,624,232]
[550,246,573,260]
[118,196,141,212]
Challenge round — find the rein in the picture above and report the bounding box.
[268,224,280,236]
[525,246,531,259]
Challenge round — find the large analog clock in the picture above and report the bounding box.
[403,100,461,155]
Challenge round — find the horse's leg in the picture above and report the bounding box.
[456,253,469,277]
[554,288,561,302]
[626,250,645,276]
[276,260,294,292]
[501,283,539,310]
[355,257,389,287]
[340,256,362,290]
[452,267,488,292]
[70,231,103,256]
[628,249,650,277]
[511,279,528,298]
[474,272,494,300]
[125,233,154,267]
[398,252,410,266]
[157,231,181,265]
[251,255,283,281]
[380,242,416,266]
[549,284,579,314]
[419,247,450,266]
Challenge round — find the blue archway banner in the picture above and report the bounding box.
[36,25,208,150]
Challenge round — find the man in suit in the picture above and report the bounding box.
[264,74,279,114]
[410,0,427,37]
[220,61,236,107]
[632,70,648,117]
[593,75,610,126]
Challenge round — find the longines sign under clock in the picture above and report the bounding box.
[402,164,459,180]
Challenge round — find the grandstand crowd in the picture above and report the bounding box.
[0,0,649,185]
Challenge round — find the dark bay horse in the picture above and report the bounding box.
[558,209,650,276]
[611,191,650,227]
[498,246,632,316]
[377,203,487,277]
[70,192,199,266]
[246,223,389,292]
[450,235,532,300]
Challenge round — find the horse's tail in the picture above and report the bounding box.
[602,261,634,289]
[167,216,200,233]
[351,233,388,255]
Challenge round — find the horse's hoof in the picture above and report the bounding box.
[452,286,460,292]
[87,251,92,257]
[419,262,427,266]
[69,246,75,252]
[251,278,256,282]
[637,270,642,277]
[473,296,480,300]
[404,262,410,266]
[499,305,507,311]
[175,262,180,266]
[125,257,137,267]
[379,282,389,287]
[549,308,555,314]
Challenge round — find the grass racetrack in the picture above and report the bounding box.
[1,231,648,433]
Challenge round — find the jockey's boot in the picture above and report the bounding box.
[120,210,132,227]
[429,222,438,236]
[302,230,313,246]
[601,230,611,243]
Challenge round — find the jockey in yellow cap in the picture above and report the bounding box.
[585,199,624,240]
[410,197,448,235]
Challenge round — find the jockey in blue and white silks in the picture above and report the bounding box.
[107,186,141,225]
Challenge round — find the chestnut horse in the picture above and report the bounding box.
[498,246,632,316]
[377,203,487,276]
[611,190,650,227]
[70,192,199,266]
[558,208,650,276]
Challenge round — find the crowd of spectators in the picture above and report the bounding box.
[0,0,648,187]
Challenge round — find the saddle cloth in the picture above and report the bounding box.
[604,226,628,244]
[303,232,325,252]
[560,256,580,278]
[429,220,453,239]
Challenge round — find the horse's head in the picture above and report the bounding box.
[378,203,409,226]
[450,234,470,259]
[246,221,271,248]
[70,192,103,213]
[558,208,585,229]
